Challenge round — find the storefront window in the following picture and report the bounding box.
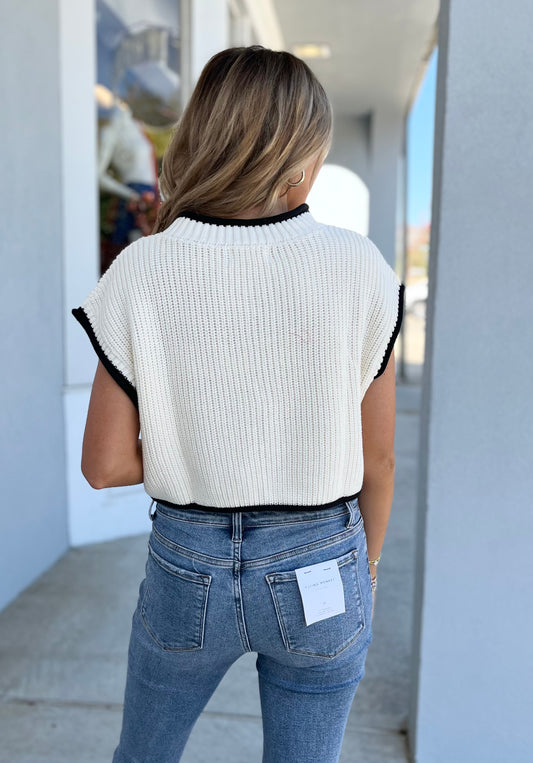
[95,0,181,274]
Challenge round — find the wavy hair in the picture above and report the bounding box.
[152,45,333,232]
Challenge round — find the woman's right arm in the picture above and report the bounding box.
[358,349,397,582]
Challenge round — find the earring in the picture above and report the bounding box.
[287,169,305,187]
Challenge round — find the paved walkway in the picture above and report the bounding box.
[0,382,421,763]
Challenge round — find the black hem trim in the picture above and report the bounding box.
[374,282,406,379]
[177,203,309,227]
[150,490,361,514]
[71,307,138,410]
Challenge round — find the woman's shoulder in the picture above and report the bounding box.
[109,232,178,269]
[314,223,391,270]
[313,222,379,252]
[313,221,366,242]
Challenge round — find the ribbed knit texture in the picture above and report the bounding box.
[72,206,404,511]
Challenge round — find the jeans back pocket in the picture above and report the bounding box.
[140,543,212,652]
[265,548,366,659]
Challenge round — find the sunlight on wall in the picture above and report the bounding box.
[306,163,370,235]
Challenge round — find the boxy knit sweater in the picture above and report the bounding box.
[72,203,405,512]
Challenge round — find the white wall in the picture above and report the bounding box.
[63,0,151,546]
[190,0,230,82]
[63,0,99,392]
[411,0,533,759]
[0,0,69,610]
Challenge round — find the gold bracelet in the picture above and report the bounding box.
[368,553,381,566]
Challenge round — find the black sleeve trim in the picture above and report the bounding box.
[374,282,406,379]
[71,307,138,410]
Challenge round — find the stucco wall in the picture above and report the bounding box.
[0,0,68,610]
[411,0,533,759]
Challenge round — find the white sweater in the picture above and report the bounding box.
[72,203,404,511]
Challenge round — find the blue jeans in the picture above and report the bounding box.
[112,496,373,762]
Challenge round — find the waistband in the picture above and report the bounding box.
[148,493,361,525]
[150,491,360,514]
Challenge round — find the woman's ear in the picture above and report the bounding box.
[283,155,321,206]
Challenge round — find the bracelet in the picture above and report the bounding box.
[368,553,380,593]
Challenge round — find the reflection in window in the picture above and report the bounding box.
[95,0,181,274]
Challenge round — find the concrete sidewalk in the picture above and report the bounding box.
[0,382,421,763]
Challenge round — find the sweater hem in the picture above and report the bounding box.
[150,491,362,513]
[71,306,138,410]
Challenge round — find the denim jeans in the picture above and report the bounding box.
[112,496,373,762]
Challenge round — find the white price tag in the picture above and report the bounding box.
[295,558,345,626]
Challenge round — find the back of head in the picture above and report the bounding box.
[153,45,333,233]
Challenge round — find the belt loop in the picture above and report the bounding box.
[345,499,356,528]
[231,512,242,541]
[148,499,157,521]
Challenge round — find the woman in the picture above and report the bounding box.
[72,45,404,763]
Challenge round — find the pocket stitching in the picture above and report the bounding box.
[266,547,358,583]
[151,524,229,567]
[147,543,212,585]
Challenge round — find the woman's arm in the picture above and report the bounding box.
[358,349,397,575]
[81,360,143,489]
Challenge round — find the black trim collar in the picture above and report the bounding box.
[177,203,309,227]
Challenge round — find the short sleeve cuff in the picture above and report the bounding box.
[72,306,138,410]
[373,282,405,379]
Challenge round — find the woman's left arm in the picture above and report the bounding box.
[81,360,143,489]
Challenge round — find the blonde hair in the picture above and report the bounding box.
[152,45,333,233]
